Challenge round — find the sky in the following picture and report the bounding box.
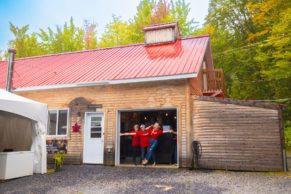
[0,0,209,52]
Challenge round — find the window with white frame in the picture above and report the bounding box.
[48,109,69,136]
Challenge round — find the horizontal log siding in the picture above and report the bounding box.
[17,80,189,167]
[192,98,284,171]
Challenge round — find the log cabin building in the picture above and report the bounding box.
[0,23,287,171]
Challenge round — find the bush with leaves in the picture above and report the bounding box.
[53,151,65,171]
[285,126,291,148]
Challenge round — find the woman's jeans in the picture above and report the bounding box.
[146,139,158,162]
[141,147,148,161]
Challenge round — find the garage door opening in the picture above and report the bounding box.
[117,109,178,167]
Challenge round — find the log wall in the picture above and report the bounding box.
[192,96,285,171]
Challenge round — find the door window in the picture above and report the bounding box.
[90,116,102,138]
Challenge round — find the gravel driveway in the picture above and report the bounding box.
[0,165,291,194]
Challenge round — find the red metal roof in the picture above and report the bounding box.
[0,35,210,90]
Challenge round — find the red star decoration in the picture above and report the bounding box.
[72,123,81,133]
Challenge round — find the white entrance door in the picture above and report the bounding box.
[83,113,104,164]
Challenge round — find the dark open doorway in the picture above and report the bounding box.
[119,109,178,166]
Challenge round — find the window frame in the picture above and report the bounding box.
[48,108,70,137]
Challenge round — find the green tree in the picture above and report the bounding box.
[98,0,197,46]
[202,0,272,99]
[98,16,134,48]
[38,17,85,53]
[7,1,197,56]
[9,23,45,58]
[8,18,97,57]
[169,0,197,37]
[202,0,291,99]
[247,0,291,98]
[130,0,156,43]
[149,0,197,36]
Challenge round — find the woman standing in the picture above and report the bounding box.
[138,124,150,162]
[142,122,163,166]
[120,124,140,165]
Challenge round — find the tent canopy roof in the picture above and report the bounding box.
[0,89,48,123]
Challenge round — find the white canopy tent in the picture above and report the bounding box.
[0,89,48,175]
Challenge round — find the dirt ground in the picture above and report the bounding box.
[1,165,291,194]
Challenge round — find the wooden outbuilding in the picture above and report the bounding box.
[0,22,286,171]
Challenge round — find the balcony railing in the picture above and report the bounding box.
[203,68,225,94]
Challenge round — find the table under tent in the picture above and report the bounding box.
[0,89,48,180]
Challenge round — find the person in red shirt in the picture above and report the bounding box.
[142,122,164,166]
[138,124,150,161]
[120,124,140,165]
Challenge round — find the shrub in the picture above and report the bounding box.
[284,120,291,148]
[53,151,65,171]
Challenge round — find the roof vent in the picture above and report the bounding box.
[143,22,180,46]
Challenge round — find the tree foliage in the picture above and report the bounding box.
[98,0,197,47]
[202,0,266,99]
[8,18,97,58]
[202,0,291,146]
[38,17,85,53]
[9,23,46,58]
[83,20,98,50]
[201,0,290,100]
[6,0,196,55]
[5,0,290,102]
[98,16,134,48]
[247,0,291,98]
